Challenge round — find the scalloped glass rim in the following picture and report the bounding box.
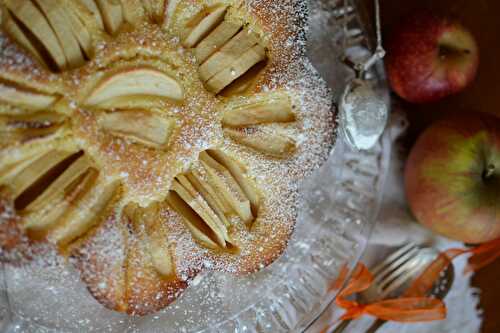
[0,0,391,332]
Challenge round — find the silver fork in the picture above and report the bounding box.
[332,242,429,333]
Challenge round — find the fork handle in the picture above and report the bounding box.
[331,319,352,333]
[365,319,386,333]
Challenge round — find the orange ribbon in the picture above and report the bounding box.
[322,237,500,332]
[332,263,446,322]
[467,237,500,271]
[406,237,500,297]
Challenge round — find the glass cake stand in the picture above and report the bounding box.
[0,0,391,332]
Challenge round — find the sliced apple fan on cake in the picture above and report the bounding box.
[0,0,335,315]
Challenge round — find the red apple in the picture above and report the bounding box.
[405,113,500,244]
[386,12,479,104]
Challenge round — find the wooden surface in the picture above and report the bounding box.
[366,0,500,332]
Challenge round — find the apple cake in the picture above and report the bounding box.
[0,0,335,315]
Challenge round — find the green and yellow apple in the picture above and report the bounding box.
[405,113,500,243]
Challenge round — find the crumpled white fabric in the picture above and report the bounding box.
[310,109,483,333]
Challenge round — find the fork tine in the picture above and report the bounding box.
[377,250,422,289]
[378,254,423,292]
[371,243,417,276]
[379,258,425,298]
[372,246,420,285]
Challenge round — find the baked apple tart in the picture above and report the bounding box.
[0,0,335,315]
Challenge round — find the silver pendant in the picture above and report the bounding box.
[339,0,388,151]
[340,78,388,150]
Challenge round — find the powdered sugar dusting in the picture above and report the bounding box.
[0,32,60,87]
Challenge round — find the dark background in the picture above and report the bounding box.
[365,0,500,332]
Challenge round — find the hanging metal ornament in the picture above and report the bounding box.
[339,0,388,150]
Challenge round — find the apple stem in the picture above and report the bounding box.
[438,46,471,60]
[484,164,496,179]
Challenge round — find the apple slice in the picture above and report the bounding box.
[183,6,227,48]
[120,0,143,25]
[189,168,230,215]
[141,0,153,15]
[2,11,45,66]
[49,177,120,246]
[195,20,242,63]
[199,151,253,224]
[98,110,176,148]
[120,4,134,25]
[0,112,65,143]
[176,174,231,234]
[95,0,123,35]
[24,154,92,211]
[1,127,61,146]
[64,6,94,59]
[166,192,220,249]
[148,237,174,277]
[143,203,175,277]
[0,111,65,129]
[4,0,67,70]
[25,169,99,240]
[198,28,260,82]
[85,68,184,106]
[206,44,266,94]
[186,170,230,226]
[80,0,105,30]
[0,82,57,110]
[0,149,47,185]
[42,168,103,242]
[165,0,180,27]
[222,93,296,127]
[224,128,296,157]
[5,149,77,199]
[218,61,266,97]
[171,177,228,248]
[207,150,260,218]
[22,155,93,232]
[139,0,165,23]
[149,0,166,23]
[34,0,85,68]
[124,203,175,277]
